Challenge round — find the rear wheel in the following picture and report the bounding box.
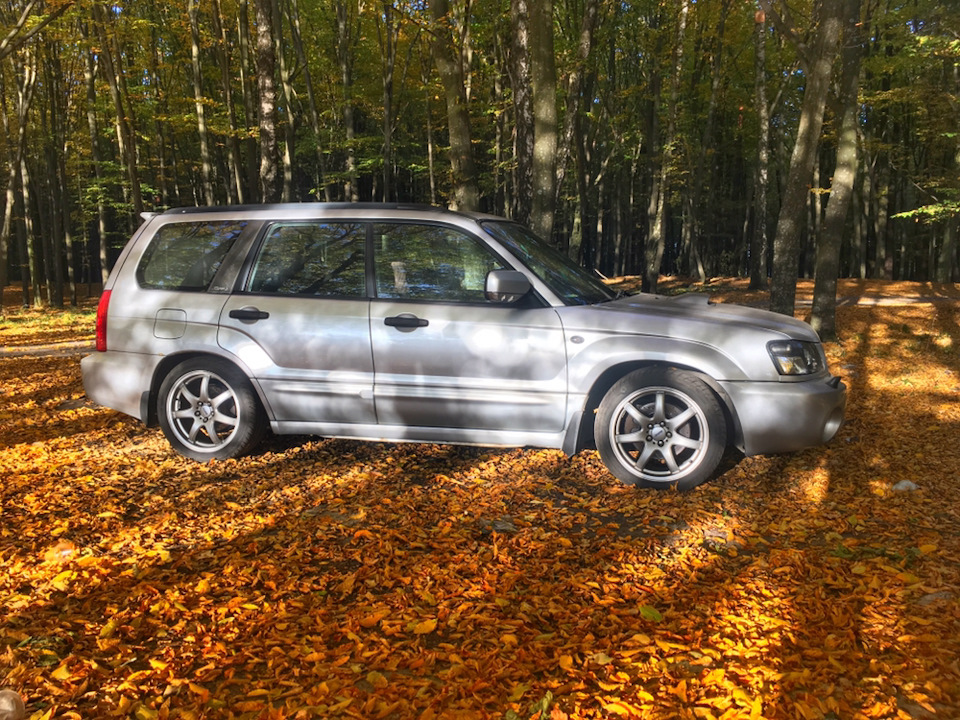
[595,367,727,490]
[158,358,266,461]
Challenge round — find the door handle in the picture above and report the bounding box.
[384,314,429,329]
[229,307,270,322]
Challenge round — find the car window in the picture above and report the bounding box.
[481,220,617,305]
[374,223,504,302]
[137,221,246,291]
[247,222,366,296]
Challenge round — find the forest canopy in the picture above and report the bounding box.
[0,0,957,312]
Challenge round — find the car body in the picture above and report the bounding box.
[82,203,846,489]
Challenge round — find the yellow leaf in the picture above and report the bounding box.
[99,618,120,639]
[366,671,388,689]
[50,661,73,682]
[558,654,574,671]
[51,570,74,592]
[918,543,937,554]
[413,618,437,635]
[601,699,642,717]
[148,659,168,671]
[507,683,530,702]
[703,668,725,685]
[500,633,519,647]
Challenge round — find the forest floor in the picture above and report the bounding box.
[1,279,959,720]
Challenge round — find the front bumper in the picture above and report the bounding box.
[720,375,846,457]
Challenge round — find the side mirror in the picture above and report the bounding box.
[485,270,531,304]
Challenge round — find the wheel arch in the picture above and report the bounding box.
[142,351,271,428]
[570,361,744,454]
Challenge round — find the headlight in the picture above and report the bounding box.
[767,340,825,376]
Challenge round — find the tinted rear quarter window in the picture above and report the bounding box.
[137,221,246,291]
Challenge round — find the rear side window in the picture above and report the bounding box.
[246,222,366,297]
[137,221,246,291]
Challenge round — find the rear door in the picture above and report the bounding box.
[369,222,567,432]
[217,220,375,425]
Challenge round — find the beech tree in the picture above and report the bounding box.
[0,0,957,306]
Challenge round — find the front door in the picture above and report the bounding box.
[369,222,567,432]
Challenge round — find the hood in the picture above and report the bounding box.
[563,293,820,345]
[595,292,822,342]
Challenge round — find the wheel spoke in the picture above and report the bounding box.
[616,430,646,444]
[203,419,222,443]
[622,402,647,425]
[178,386,199,406]
[186,418,205,443]
[671,434,701,450]
[669,406,697,429]
[633,443,658,470]
[653,391,667,423]
[662,448,681,474]
[211,388,234,409]
[212,410,238,427]
[198,374,212,403]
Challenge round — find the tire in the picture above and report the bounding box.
[595,367,728,490]
[158,358,267,461]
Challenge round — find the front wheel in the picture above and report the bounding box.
[595,367,728,490]
[158,358,266,461]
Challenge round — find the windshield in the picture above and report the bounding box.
[481,221,617,305]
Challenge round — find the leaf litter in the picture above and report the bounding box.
[1,280,959,719]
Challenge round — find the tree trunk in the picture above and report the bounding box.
[275,0,295,202]
[237,0,260,202]
[530,0,558,241]
[749,8,770,289]
[212,0,244,204]
[768,0,842,316]
[811,0,862,340]
[646,0,687,294]
[687,0,730,284]
[429,0,480,211]
[510,0,533,224]
[189,0,216,205]
[256,0,280,203]
[376,0,401,202]
[337,0,359,201]
[553,0,599,223]
[287,0,330,200]
[93,1,144,220]
[81,22,110,281]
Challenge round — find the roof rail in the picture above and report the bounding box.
[160,202,452,215]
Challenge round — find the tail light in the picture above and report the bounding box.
[95,290,111,352]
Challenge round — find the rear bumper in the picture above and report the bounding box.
[81,351,159,421]
[720,375,846,456]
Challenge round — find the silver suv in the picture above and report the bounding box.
[82,204,846,490]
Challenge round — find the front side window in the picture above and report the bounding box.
[374,223,504,302]
[247,222,366,296]
[137,221,246,291]
[481,221,616,305]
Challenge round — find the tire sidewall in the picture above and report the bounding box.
[595,367,728,490]
[158,357,265,462]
